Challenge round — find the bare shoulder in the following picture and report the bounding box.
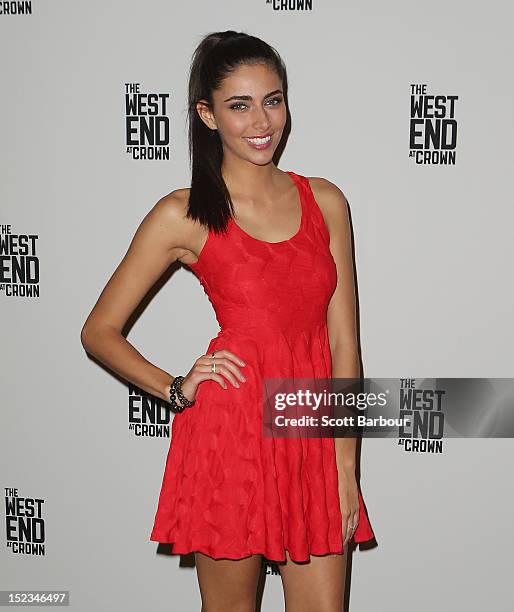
[144,187,201,256]
[150,187,191,226]
[307,177,348,211]
[306,177,350,232]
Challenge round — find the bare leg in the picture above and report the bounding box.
[194,551,263,612]
[278,550,348,612]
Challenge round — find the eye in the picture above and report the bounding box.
[229,96,283,112]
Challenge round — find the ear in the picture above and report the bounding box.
[196,100,218,131]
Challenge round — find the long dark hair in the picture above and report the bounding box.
[186,30,289,234]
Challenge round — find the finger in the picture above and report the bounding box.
[343,511,358,545]
[196,364,239,389]
[344,528,352,546]
[211,364,241,388]
[210,357,246,383]
[349,514,359,539]
[210,348,246,367]
[352,510,359,528]
[200,363,240,388]
[192,368,229,390]
[208,373,228,389]
[341,515,350,547]
[198,356,246,384]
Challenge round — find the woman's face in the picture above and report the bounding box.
[197,62,287,166]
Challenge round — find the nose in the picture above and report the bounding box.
[252,105,272,132]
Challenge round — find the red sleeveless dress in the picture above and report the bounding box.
[150,171,375,561]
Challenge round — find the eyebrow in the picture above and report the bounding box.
[223,89,283,102]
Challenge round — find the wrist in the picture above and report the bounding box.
[164,378,178,405]
[167,375,195,412]
[337,462,356,478]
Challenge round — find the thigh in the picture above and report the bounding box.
[194,551,263,612]
[278,550,348,612]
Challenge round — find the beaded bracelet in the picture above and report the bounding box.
[169,375,195,413]
[174,376,195,407]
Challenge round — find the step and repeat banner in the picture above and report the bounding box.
[2,1,513,610]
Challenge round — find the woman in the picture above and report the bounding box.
[81,30,375,611]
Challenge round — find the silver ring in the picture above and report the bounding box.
[210,351,216,373]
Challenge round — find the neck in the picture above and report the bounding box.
[221,157,282,198]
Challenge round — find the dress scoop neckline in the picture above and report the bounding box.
[229,170,305,246]
[188,170,304,269]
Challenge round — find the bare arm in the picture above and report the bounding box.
[309,177,361,544]
[310,177,360,467]
[80,191,194,403]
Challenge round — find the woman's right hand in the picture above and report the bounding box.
[174,348,247,405]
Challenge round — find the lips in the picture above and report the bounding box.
[244,133,273,139]
[243,134,273,150]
